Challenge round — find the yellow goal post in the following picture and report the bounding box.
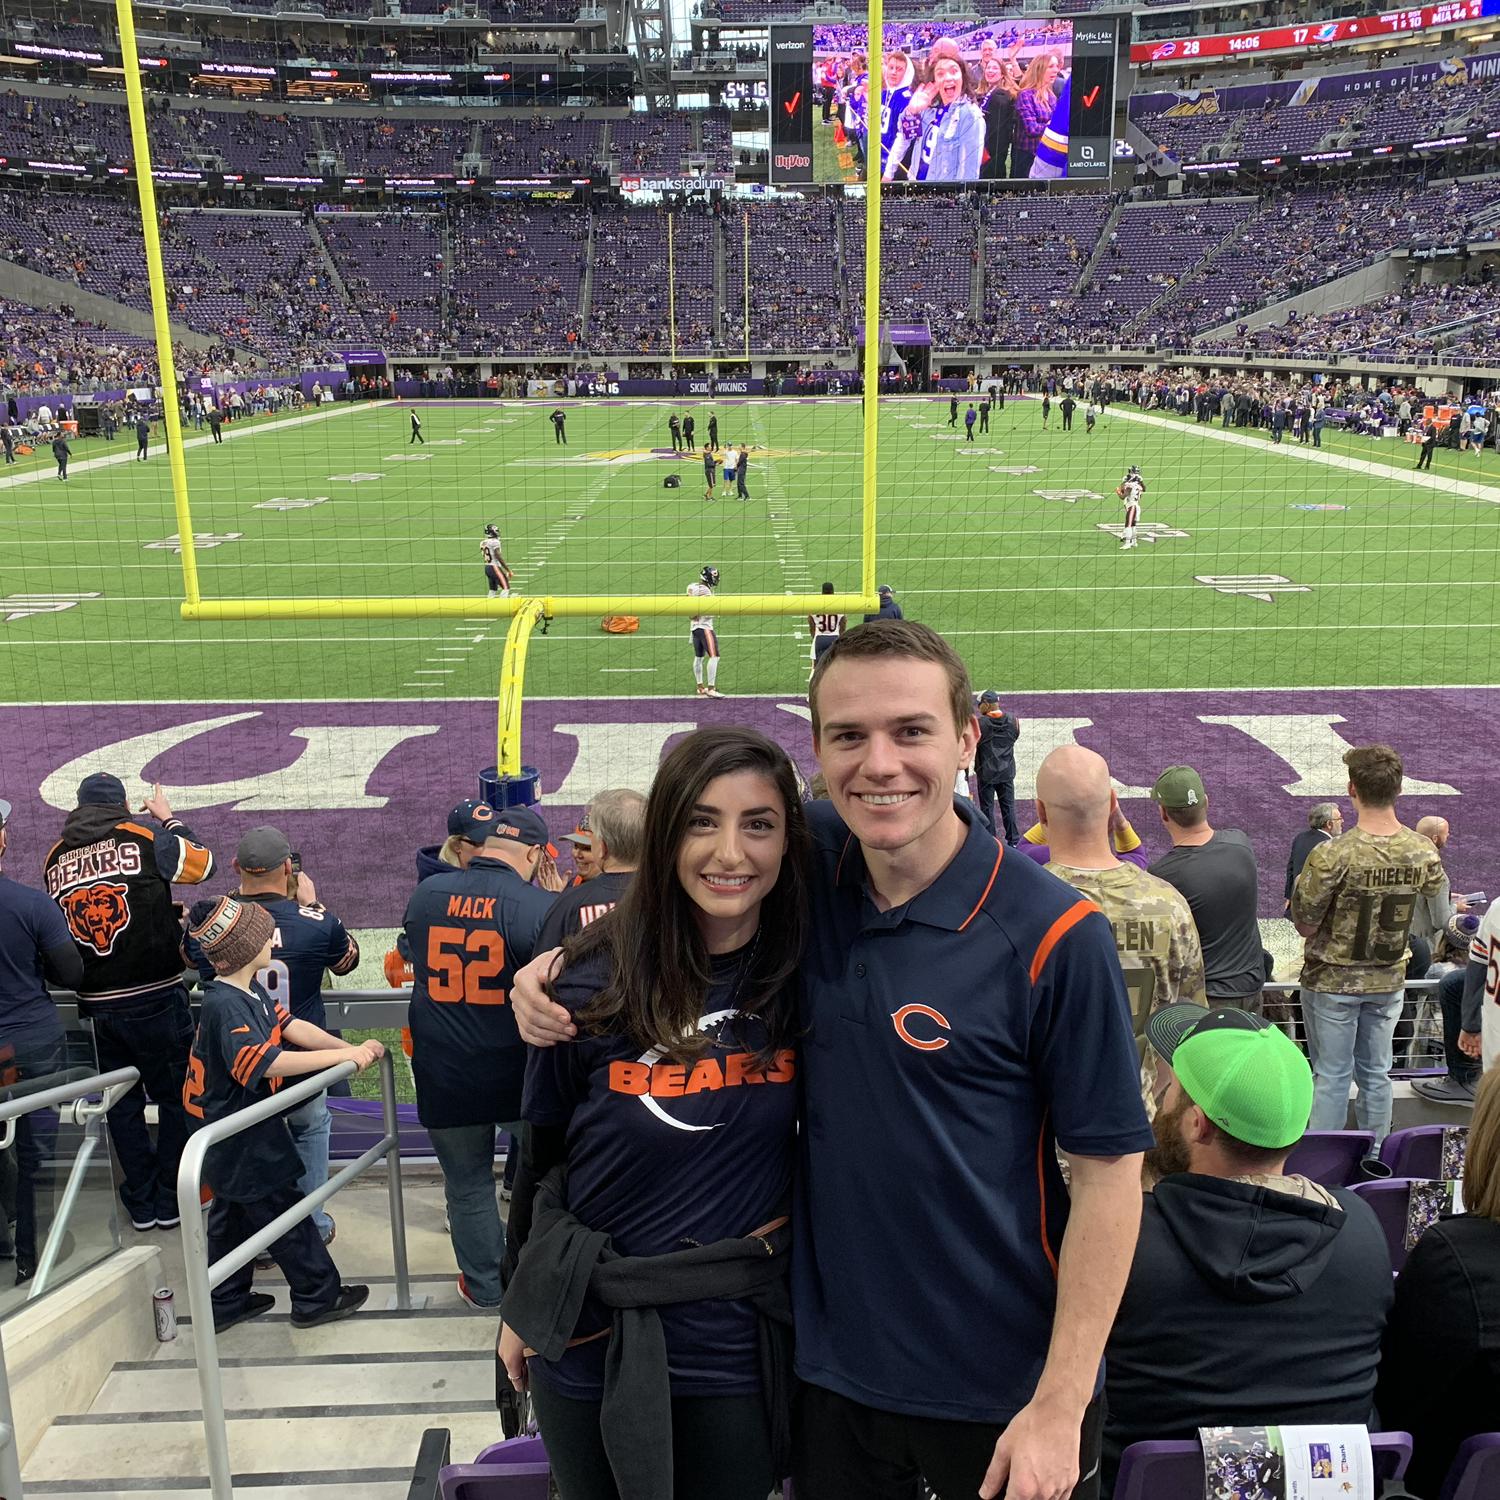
[115,0,888,777]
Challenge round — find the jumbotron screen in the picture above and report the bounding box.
[769,18,1123,185]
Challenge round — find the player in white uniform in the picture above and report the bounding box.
[687,565,723,698]
[481,524,511,597]
[1117,466,1145,550]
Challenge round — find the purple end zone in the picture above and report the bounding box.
[1,689,1492,930]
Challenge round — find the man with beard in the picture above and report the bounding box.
[1100,1005,1392,1495]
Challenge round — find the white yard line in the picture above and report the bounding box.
[0,401,388,495]
[1098,401,1500,505]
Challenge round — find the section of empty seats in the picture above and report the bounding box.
[586,201,715,354]
[845,195,980,349]
[448,201,588,355]
[720,199,843,353]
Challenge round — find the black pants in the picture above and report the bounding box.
[979,414,988,432]
[55,457,67,478]
[555,426,567,444]
[1416,444,1434,469]
[411,429,424,443]
[210,425,223,443]
[976,778,1018,844]
[90,986,194,1222]
[792,1383,1103,1500]
[529,1378,773,1500]
[209,1183,340,1321]
[137,439,148,459]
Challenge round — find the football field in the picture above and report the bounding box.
[4,392,1500,702]
[3,392,1498,999]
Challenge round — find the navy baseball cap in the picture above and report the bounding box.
[77,773,128,806]
[489,806,551,850]
[448,799,500,843]
[979,690,1001,704]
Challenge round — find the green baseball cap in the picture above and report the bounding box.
[1146,1004,1313,1150]
[1150,765,1207,811]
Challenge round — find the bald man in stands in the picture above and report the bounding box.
[1411,815,1468,954]
[1037,746,1207,1115]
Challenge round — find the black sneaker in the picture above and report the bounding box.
[290,1283,369,1330]
[214,1292,276,1334]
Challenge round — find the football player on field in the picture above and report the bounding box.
[687,566,723,698]
[1117,466,1145,551]
[481,525,511,598]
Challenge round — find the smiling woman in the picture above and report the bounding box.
[495,725,811,1500]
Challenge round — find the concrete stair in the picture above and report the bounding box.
[21,1174,500,1498]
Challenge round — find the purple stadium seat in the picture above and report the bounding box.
[1350,1178,1452,1273]
[1284,1131,1376,1188]
[1114,1432,1411,1500]
[438,1435,551,1499]
[437,1464,550,1499]
[1440,1433,1500,1500]
[1381,1125,1463,1181]
[471,1437,547,1466]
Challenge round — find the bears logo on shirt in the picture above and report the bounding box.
[607,1008,796,1132]
[891,1003,951,1052]
[61,881,132,955]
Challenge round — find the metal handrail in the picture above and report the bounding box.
[16,1068,141,1303]
[0,1064,142,1500]
[176,1050,416,1500]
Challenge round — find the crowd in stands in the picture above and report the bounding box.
[1133,65,1500,167]
[1198,279,1500,362]
[1,636,1496,1496]
[3,163,1500,375]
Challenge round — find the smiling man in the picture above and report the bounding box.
[513,620,1150,1500]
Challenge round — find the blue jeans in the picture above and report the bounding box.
[429,1122,513,1307]
[1,1031,66,1273]
[286,1093,333,1238]
[1302,988,1403,1141]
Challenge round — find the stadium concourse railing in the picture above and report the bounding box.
[0,1065,143,1500]
[174,1048,417,1500]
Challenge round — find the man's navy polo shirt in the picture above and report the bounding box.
[793,800,1154,1425]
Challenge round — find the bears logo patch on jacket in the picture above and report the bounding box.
[60,881,133,955]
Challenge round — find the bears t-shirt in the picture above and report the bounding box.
[521,944,797,1399]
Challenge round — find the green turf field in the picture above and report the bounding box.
[4,394,1500,702]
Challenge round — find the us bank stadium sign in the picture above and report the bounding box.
[616,173,734,193]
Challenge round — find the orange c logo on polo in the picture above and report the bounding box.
[891,1004,951,1052]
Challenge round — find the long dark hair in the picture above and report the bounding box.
[563,726,809,1064]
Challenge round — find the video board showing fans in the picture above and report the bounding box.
[769,18,1122,185]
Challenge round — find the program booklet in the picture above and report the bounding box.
[1200,1424,1374,1499]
